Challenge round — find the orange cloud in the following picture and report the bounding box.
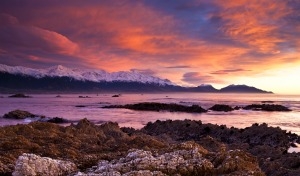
[0,0,300,93]
[215,0,290,53]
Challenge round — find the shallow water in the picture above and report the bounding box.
[0,93,300,134]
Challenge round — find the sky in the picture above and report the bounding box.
[0,0,300,94]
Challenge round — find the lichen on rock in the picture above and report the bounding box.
[12,153,77,176]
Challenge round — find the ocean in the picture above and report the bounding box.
[1,93,300,134]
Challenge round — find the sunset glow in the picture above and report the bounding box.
[0,0,300,94]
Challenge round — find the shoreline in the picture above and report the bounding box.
[0,118,300,175]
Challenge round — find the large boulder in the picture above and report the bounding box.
[75,142,264,175]
[12,153,77,176]
[3,110,36,119]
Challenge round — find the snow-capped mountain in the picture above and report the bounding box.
[0,64,174,86]
[0,64,273,93]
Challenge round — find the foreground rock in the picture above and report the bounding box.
[209,104,234,112]
[0,119,168,175]
[103,102,207,113]
[76,141,263,176]
[243,104,291,111]
[13,153,77,176]
[3,110,36,119]
[0,119,299,175]
[8,93,31,98]
[142,120,300,176]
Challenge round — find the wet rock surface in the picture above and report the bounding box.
[0,119,299,175]
[2,109,69,123]
[103,102,207,113]
[243,104,292,111]
[3,110,36,119]
[208,104,234,112]
[104,102,291,113]
[13,153,77,176]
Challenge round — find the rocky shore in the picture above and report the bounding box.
[0,118,299,175]
[2,110,69,123]
[103,102,292,112]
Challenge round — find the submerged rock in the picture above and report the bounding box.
[243,104,291,111]
[3,109,36,119]
[209,104,234,112]
[103,102,207,113]
[75,105,86,108]
[13,153,77,176]
[8,93,31,98]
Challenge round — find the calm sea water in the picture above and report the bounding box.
[0,93,300,134]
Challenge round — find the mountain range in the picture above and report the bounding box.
[0,64,273,93]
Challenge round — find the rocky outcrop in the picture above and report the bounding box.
[103,102,207,113]
[141,120,300,176]
[243,104,291,111]
[208,104,234,112]
[104,103,291,113]
[3,109,36,119]
[0,119,168,175]
[75,141,263,176]
[0,119,299,175]
[2,109,69,123]
[13,153,77,176]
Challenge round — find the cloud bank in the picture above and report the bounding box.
[0,0,299,92]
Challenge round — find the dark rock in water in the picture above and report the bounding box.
[209,104,234,112]
[234,106,242,110]
[290,143,298,148]
[103,102,207,113]
[8,93,31,98]
[112,94,120,97]
[55,95,61,98]
[75,105,86,108]
[261,101,274,103]
[243,104,291,111]
[78,96,90,98]
[47,117,68,123]
[3,109,35,119]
